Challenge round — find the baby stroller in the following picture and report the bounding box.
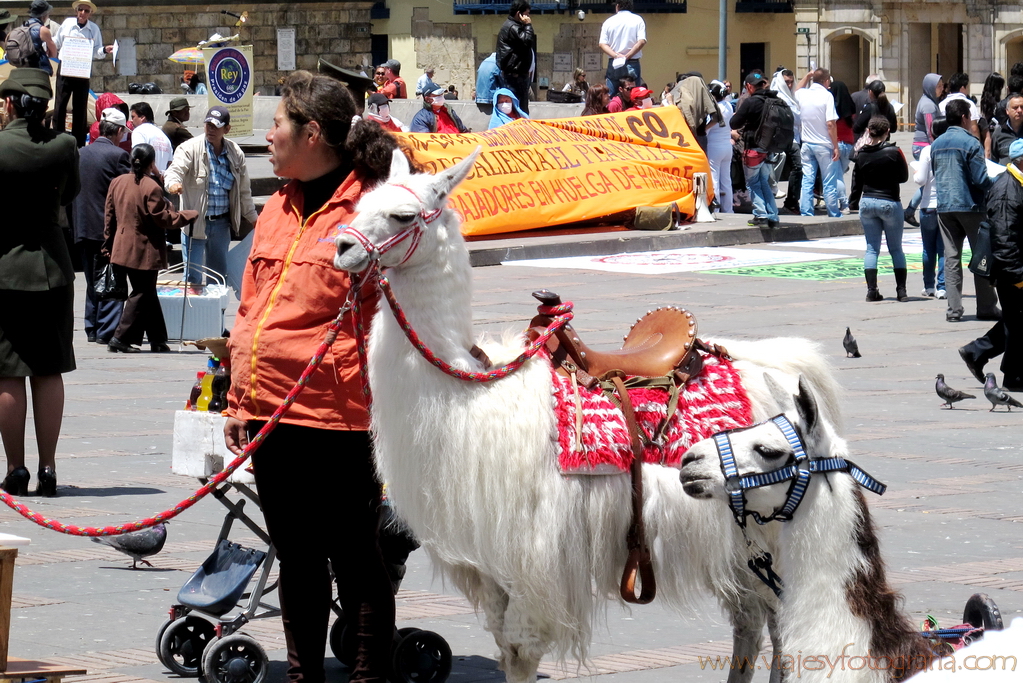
[154,483,451,683]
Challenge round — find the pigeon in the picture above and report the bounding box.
[935,374,975,409]
[843,327,861,358]
[92,523,167,569]
[983,373,1023,412]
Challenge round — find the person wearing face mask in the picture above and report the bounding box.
[410,86,469,133]
[363,92,407,133]
[625,86,653,110]
[488,88,528,129]
[73,107,129,346]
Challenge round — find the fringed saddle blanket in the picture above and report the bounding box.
[551,352,753,475]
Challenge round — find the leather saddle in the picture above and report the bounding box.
[527,290,703,386]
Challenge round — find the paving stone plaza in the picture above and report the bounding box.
[3,133,1022,683]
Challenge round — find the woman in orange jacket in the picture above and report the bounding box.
[223,71,403,683]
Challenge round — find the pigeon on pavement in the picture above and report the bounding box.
[92,522,167,569]
[935,374,975,409]
[843,327,861,358]
[983,374,1023,412]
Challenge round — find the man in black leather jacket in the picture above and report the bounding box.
[959,138,1023,391]
[496,0,535,114]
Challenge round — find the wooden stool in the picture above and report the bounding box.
[0,547,87,682]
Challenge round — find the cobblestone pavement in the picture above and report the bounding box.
[4,149,1022,682]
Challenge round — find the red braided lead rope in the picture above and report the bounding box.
[0,306,352,537]
[376,272,573,382]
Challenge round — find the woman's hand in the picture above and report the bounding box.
[224,416,249,456]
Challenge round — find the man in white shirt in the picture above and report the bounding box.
[52,0,113,146]
[939,72,981,137]
[128,102,174,173]
[793,68,842,217]
[598,0,646,94]
[415,67,439,97]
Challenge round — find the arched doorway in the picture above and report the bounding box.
[1007,35,1023,72]
[828,31,870,88]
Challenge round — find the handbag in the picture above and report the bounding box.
[853,129,872,153]
[94,261,128,301]
[968,220,994,279]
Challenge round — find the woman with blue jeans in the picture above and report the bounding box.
[852,115,910,301]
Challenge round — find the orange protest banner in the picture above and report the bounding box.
[395,106,710,236]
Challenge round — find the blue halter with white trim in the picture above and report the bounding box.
[711,414,887,597]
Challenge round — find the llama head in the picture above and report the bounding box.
[680,373,840,520]
[334,148,480,273]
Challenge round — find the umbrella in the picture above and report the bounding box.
[168,48,204,65]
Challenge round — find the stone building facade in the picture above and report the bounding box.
[795,0,1023,128]
[0,0,375,95]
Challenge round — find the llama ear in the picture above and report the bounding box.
[762,372,793,411]
[793,375,820,436]
[389,148,412,181]
[428,146,480,205]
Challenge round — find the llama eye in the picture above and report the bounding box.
[392,212,417,224]
[754,444,789,460]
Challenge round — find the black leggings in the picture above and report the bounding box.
[249,423,395,683]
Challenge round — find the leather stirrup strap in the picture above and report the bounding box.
[609,373,656,605]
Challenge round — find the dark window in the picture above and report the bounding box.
[739,42,766,86]
[735,0,792,12]
[453,0,685,15]
[371,34,388,71]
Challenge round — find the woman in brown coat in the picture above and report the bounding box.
[103,144,198,353]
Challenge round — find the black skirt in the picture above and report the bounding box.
[0,285,76,377]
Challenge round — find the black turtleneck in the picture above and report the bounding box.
[298,163,351,220]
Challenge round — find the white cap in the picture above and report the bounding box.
[100,107,126,127]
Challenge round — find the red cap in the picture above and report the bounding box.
[630,87,653,100]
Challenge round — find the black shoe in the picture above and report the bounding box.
[87,333,97,343]
[1,467,30,497]
[35,467,57,497]
[865,289,883,302]
[959,347,986,384]
[904,210,920,227]
[108,338,140,353]
[783,201,800,214]
[150,343,171,353]
[977,308,1002,321]
[748,217,767,227]
[896,287,909,302]
[946,313,963,322]
[96,337,112,345]
[767,220,780,229]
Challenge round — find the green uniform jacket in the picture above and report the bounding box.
[0,119,80,291]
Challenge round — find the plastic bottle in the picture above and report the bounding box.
[195,358,218,411]
[208,359,230,414]
[186,371,204,410]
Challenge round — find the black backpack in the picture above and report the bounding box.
[753,94,795,154]
[4,23,38,68]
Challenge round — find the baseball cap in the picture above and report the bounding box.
[744,72,768,86]
[1010,139,1023,161]
[426,86,445,98]
[100,107,126,127]
[204,106,230,128]
[167,97,189,113]
[367,93,390,108]
[630,87,653,101]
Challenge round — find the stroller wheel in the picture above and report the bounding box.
[329,616,357,668]
[964,593,1004,631]
[390,629,452,683]
[202,634,269,683]
[159,615,216,677]
[155,618,174,669]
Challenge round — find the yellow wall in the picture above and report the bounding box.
[372,1,797,94]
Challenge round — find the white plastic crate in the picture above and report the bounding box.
[171,410,255,484]
[158,264,230,342]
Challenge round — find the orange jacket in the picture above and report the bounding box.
[226,173,377,430]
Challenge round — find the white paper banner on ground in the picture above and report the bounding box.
[57,36,93,78]
[204,45,254,137]
[504,247,845,275]
[787,234,924,253]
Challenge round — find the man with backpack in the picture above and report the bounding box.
[5,1,56,75]
[793,67,842,218]
[730,71,793,228]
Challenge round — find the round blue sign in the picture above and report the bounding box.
[208,48,250,104]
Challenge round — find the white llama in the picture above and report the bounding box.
[332,150,846,683]
[680,374,936,683]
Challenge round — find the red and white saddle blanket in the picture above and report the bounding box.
[551,352,753,475]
